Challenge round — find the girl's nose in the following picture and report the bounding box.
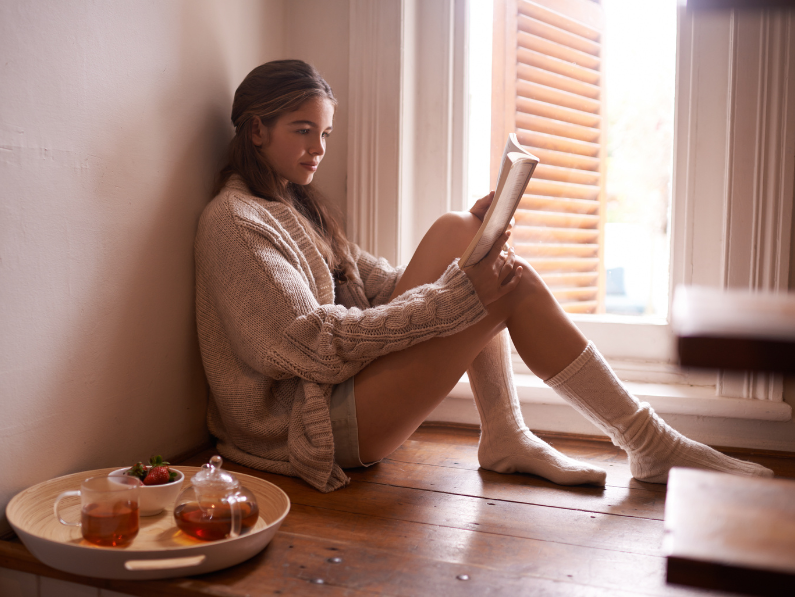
[310,136,325,156]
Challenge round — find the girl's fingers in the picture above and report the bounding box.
[469,191,496,221]
[499,248,516,284]
[486,231,511,264]
[499,265,523,297]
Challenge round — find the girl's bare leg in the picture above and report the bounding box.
[353,211,772,485]
[354,211,588,463]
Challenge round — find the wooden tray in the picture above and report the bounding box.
[6,466,290,580]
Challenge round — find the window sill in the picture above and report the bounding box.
[448,374,792,422]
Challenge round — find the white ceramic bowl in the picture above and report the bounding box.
[110,467,184,516]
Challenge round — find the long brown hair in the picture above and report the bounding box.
[216,60,352,282]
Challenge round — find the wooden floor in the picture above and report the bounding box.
[173,426,795,597]
[4,425,795,596]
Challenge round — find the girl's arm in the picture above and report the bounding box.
[347,243,405,307]
[199,209,487,387]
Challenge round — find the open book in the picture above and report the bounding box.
[460,134,539,268]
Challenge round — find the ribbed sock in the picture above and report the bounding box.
[546,342,773,483]
[468,332,607,486]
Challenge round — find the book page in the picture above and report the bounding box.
[462,158,535,266]
[492,134,526,191]
[459,135,538,268]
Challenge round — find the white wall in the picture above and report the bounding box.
[284,0,351,221]
[0,0,286,535]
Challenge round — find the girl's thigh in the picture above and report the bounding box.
[353,311,506,463]
[388,211,482,302]
[352,210,504,462]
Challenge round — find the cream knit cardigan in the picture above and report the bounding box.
[195,177,487,492]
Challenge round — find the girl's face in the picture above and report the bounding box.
[253,97,334,186]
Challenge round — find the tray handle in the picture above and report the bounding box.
[124,555,206,571]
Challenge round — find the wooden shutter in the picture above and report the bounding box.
[491,0,606,314]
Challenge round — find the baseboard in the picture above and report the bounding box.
[426,394,795,452]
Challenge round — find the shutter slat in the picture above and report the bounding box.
[516,111,600,143]
[493,0,606,313]
[514,226,600,243]
[542,272,600,287]
[518,128,599,157]
[517,96,600,128]
[517,47,600,85]
[525,179,600,200]
[518,14,600,56]
[526,257,600,272]
[517,31,600,71]
[562,301,598,314]
[520,195,600,214]
[533,164,601,186]
[518,0,601,41]
[551,287,600,301]
[517,242,599,257]
[525,147,600,172]
[517,79,600,114]
[516,64,600,100]
[515,209,600,228]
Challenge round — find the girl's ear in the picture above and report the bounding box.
[251,116,267,147]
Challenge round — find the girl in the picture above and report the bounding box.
[195,60,771,492]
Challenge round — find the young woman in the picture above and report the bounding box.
[195,60,772,492]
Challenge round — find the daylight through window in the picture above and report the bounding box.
[468,0,677,317]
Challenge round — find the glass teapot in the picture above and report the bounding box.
[173,455,259,541]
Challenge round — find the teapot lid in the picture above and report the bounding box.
[191,455,239,491]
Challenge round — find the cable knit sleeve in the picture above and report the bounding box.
[347,242,406,307]
[280,260,484,383]
[198,197,488,387]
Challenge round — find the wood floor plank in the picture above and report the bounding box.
[719,448,795,478]
[403,425,795,484]
[180,454,666,556]
[177,432,795,596]
[349,459,667,520]
[664,468,795,596]
[281,503,721,597]
[204,531,642,597]
[388,435,657,491]
[0,502,723,597]
[0,538,368,597]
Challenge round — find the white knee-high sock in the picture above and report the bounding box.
[468,331,607,486]
[545,342,773,483]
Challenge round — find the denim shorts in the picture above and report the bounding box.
[329,376,377,469]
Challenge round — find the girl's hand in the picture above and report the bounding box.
[470,191,515,236]
[469,191,494,222]
[463,230,523,307]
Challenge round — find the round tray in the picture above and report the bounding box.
[6,466,290,580]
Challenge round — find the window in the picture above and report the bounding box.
[480,0,679,317]
[490,0,607,314]
[346,1,794,433]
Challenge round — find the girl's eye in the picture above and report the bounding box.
[322,132,331,139]
[297,129,309,134]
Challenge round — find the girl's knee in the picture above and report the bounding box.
[491,256,548,316]
[435,211,481,231]
[428,211,481,247]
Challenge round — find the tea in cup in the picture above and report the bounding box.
[54,475,141,547]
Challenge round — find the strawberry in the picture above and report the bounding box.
[142,455,178,486]
[126,461,148,482]
[143,466,171,485]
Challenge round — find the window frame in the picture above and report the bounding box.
[346,0,795,426]
[504,2,794,408]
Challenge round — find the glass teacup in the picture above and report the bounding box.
[54,475,141,547]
